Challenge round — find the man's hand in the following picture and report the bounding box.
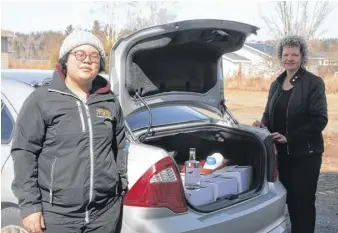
[252,120,265,128]
[23,211,45,233]
[271,132,287,143]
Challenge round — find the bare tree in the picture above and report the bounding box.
[126,1,177,30]
[91,1,177,39]
[89,1,177,72]
[260,1,336,40]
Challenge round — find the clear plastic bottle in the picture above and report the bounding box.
[184,148,201,188]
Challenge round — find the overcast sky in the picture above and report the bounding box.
[2,1,338,41]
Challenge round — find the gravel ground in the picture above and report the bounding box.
[284,172,338,233]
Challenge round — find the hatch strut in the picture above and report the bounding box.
[222,100,239,125]
[134,92,152,142]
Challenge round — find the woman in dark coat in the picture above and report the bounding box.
[11,30,127,233]
[253,36,328,233]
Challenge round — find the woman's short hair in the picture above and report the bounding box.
[58,53,105,76]
[277,35,308,66]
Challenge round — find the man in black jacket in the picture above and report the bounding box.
[11,30,128,233]
[253,36,328,233]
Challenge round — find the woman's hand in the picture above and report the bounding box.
[252,120,265,128]
[271,132,287,143]
[23,211,45,233]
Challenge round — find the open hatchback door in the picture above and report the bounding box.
[110,19,258,117]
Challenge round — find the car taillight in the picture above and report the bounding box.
[123,156,188,213]
[272,143,279,182]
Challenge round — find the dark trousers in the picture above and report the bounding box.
[278,153,322,233]
[44,196,123,233]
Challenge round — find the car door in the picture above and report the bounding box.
[1,97,18,204]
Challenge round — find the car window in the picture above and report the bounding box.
[1,102,15,144]
[126,105,210,131]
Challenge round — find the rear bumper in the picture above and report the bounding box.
[268,221,287,233]
[121,181,286,233]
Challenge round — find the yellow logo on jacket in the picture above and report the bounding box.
[96,108,112,120]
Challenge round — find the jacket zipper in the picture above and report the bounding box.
[270,86,283,133]
[48,89,79,99]
[286,98,291,155]
[285,84,296,155]
[272,83,294,155]
[308,140,313,153]
[76,101,86,132]
[49,88,94,223]
[84,104,94,223]
[49,157,58,204]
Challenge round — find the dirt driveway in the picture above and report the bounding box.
[225,90,338,233]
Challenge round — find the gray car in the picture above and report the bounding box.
[1,19,287,233]
[1,77,36,233]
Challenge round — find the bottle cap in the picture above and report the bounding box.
[206,156,216,165]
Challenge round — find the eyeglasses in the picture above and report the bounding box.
[70,50,100,63]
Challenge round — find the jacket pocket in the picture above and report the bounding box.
[100,152,119,193]
[49,156,58,204]
[54,106,86,135]
[46,154,85,207]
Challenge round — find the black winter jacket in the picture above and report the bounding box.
[11,65,128,224]
[261,67,328,157]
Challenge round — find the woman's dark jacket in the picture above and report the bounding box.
[261,66,328,156]
[11,64,128,224]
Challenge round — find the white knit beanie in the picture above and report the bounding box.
[59,30,106,63]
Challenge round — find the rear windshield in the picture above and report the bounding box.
[126,105,213,131]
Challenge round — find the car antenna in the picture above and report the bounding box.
[134,91,152,142]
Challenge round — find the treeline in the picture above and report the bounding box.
[10,29,338,61]
[8,22,141,71]
[7,19,338,72]
[7,1,178,71]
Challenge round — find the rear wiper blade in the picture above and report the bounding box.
[134,92,152,142]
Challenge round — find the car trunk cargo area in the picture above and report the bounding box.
[144,126,265,211]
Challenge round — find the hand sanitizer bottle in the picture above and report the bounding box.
[185,148,201,189]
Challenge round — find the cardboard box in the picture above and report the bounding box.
[184,185,214,206]
[201,175,238,201]
[215,166,253,193]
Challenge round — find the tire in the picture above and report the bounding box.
[1,207,28,233]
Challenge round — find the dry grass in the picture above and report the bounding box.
[224,75,273,92]
[8,59,51,70]
[322,132,338,172]
[224,89,338,172]
[322,75,338,94]
[224,74,338,94]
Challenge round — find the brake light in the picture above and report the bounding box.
[123,156,188,213]
[272,143,279,182]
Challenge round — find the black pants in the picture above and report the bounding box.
[278,153,322,233]
[43,196,123,233]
